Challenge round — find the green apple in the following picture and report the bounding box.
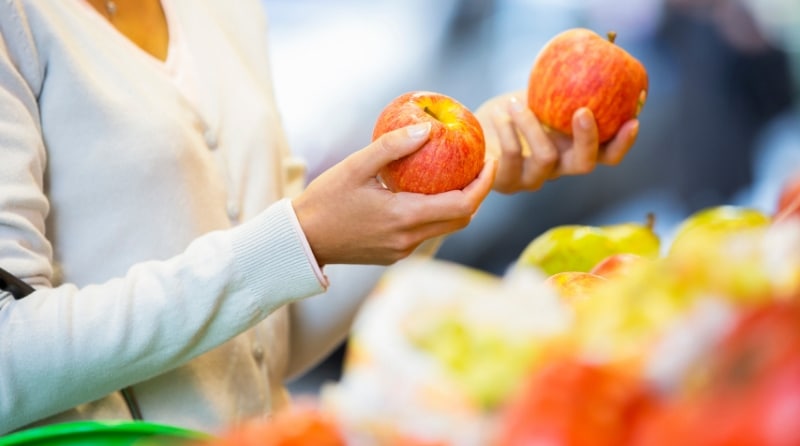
[668,205,771,257]
[518,216,660,276]
[407,315,543,410]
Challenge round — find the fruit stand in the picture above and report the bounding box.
[215,200,800,445]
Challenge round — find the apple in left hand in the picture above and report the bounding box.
[372,91,485,195]
[527,28,648,143]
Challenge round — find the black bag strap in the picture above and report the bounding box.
[0,267,143,421]
[0,267,34,300]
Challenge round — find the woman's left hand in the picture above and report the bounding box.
[477,91,640,194]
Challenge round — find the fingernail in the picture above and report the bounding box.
[508,96,525,114]
[492,105,511,125]
[630,121,640,141]
[578,108,593,130]
[407,122,431,140]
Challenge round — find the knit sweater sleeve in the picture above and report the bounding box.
[0,6,325,433]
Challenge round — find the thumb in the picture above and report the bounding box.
[348,122,432,177]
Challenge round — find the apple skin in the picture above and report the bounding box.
[545,271,608,302]
[372,91,485,194]
[527,28,648,143]
[207,405,346,446]
[590,253,647,280]
[775,174,800,223]
[495,358,654,446]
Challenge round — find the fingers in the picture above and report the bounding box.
[347,123,431,178]
[491,96,558,193]
[460,157,497,208]
[490,103,525,192]
[600,119,639,166]
[397,158,496,222]
[565,108,600,175]
[508,97,559,190]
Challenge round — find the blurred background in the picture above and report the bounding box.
[259,0,800,394]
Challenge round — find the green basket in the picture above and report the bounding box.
[0,421,214,446]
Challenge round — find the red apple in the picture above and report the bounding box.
[527,28,648,143]
[495,358,655,446]
[207,405,346,446]
[372,91,485,194]
[775,173,800,223]
[544,271,608,303]
[590,253,647,280]
[629,299,800,446]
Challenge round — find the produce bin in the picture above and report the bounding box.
[0,421,212,446]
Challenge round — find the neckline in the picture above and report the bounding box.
[77,0,180,73]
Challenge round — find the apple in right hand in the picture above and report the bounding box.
[372,91,486,195]
[527,28,648,143]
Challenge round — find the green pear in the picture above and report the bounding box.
[518,215,660,276]
[602,216,661,258]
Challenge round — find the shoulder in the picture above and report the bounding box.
[174,0,270,35]
[0,0,45,94]
[170,0,274,73]
[0,1,90,93]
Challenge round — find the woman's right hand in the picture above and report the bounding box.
[292,123,497,266]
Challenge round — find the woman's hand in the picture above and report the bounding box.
[478,91,640,194]
[292,123,497,266]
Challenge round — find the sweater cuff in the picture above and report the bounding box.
[229,199,327,304]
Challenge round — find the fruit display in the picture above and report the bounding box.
[197,208,800,446]
[526,28,648,143]
[198,201,800,446]
[371,91,486,194]
[200,26,800,446]
[629,300,800,446]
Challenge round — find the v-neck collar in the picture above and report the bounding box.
[77,0,180,75]
[75,0,210,140]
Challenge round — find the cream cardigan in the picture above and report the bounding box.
[0,0,396,434]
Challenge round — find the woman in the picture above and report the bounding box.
[0,0,638,434]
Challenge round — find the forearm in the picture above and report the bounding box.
[0,200,325,433]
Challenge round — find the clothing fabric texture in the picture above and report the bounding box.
[0,0,403,434]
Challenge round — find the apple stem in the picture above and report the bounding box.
[645,212,656,230]
[607,31,617,44]
[423,106,440,121]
